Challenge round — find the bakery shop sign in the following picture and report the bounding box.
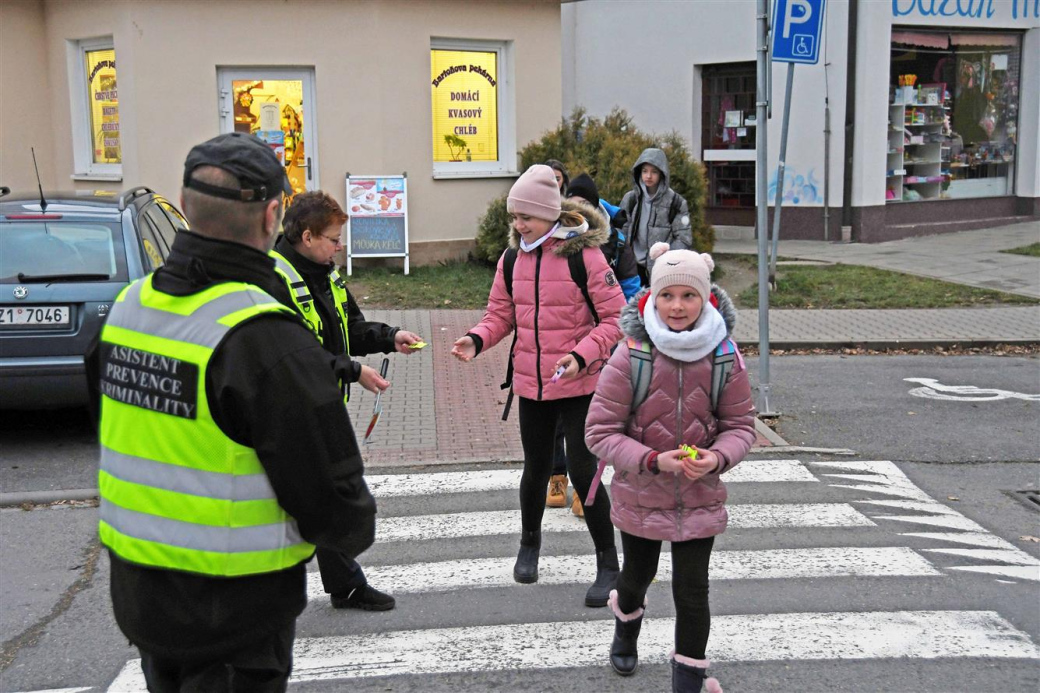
[430,49,499,162]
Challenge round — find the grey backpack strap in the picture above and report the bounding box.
[627,338,653,412]
[710,339,737,413]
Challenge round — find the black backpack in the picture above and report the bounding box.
[498,247,599,419]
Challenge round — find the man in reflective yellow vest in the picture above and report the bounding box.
[88,133,376,691]
[271,190,423,611]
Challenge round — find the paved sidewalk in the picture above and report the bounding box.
[348,309,790,469]
[348,222,1039,469]
[715,220,1040,298]
[347,304,1038,469]
[732,306,1040,349]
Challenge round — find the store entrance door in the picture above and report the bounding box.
[217,68,318,199]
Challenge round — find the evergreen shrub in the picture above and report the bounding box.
[473,107,714,263]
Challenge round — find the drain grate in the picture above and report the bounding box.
[1006,489,1040,513]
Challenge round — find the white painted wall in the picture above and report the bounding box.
[1016,28,1040,198]
[561,0,848,210]
[563,0,1040,211]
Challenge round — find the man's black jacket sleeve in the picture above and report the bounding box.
[209,314,376,558]
[345,287,397,356]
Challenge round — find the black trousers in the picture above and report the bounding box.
[140,621,294,693]
[551,413,568,476]
[315,550,367,595]
[517,395,615,551]
[617,531,715,659]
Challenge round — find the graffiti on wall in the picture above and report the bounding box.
[768,167,823,205]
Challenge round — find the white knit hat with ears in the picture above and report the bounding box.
[648,242,715,305]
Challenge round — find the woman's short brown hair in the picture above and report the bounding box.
[282,190,348,244]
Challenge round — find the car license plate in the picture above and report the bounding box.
[0,305,71,327]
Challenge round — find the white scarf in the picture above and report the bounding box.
[643,300,727,363]
[519,223,558,252]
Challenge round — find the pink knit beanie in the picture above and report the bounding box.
[507,164,562,221]
[649,242,715,305]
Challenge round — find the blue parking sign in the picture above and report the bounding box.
[772,0,825,64]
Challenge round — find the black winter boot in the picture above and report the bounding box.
[513,530,540,583]
[607,589,645,676]
[585,549,620,607]
[671,653,723,693]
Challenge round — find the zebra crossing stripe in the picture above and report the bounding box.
[365,459,816,498]
[901,531,1026,550]
[106,610,1039,688]
[373,503,874,544]
[812,460,1038,581]
[305,546,939,599]
[947,565,1040,581]
[921,548,1040,566]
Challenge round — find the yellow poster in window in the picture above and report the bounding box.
[85,48,119,164]
[430,49,498,162]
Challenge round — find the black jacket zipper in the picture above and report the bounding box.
[534,246,544,400]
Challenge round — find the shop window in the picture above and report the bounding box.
[708,162,757,209]
[702,63,757,152]
[430,39,516,178]
[702,63,757,212]
[888,31,1020,203]
[68,37,121,179]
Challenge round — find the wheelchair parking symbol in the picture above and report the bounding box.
[793,34,814,56]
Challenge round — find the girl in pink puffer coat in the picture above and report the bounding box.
[452,164,626,608]
[585,242,756,693]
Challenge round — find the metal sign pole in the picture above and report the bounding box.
[756,0,772,416]
[769,62,795,287]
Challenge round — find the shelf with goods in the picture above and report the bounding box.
[888,83,951,203]
[886,103,905,202]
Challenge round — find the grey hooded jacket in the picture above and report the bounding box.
[619,148,693,272]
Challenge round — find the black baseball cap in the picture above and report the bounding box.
[182,133,292,202]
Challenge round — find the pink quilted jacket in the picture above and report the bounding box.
[467,198,625,401]
[585,288,756,542]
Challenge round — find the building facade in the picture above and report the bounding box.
[1,0,563,265]
[563,0,1040,241]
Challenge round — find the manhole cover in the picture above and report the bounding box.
[1006,489,1040,513]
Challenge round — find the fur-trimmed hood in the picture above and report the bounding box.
[507,196,610,257]
[619,284,737,342]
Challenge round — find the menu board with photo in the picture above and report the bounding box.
[346,175,409,275]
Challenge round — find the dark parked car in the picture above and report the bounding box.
[0,187,188,409]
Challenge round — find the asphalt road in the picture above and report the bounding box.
[746,353,1040,462]
[2,354,1037,497]
[1,353,1037,692]
[1,458,1037,692]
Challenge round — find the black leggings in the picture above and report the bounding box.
[517,395,615,551]
[617,531,715,659]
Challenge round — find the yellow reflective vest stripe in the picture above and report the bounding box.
[98,276,315,577]
[270,249,352,399]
